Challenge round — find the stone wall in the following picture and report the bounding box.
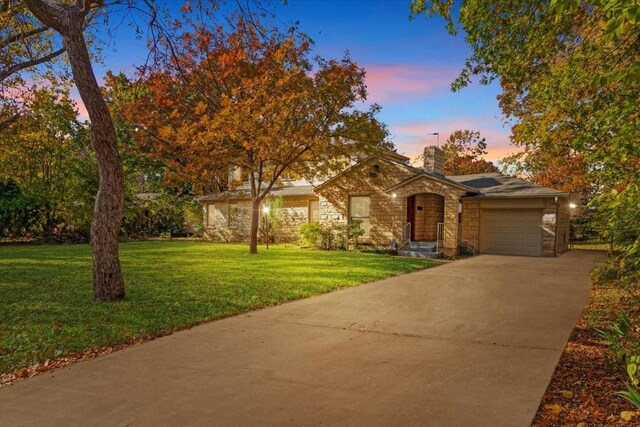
[316,157,467,254]
[317,158,414,246]
[203,201,252,241]
[276,197,317,242]
[460,199,480,252]
[203,196,317,243]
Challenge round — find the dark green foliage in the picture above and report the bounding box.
[0,180,46,237]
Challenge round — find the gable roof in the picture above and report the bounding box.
[448,173,568,199]
[385,169,476,193]
[313,151,409,192]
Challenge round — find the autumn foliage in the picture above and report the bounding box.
[118,18,389,253]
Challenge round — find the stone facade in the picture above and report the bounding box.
[460,199,480,252]
[315,157,467,254]
[423,146,445,175]
[203,196,317,243]
[316,158,415,246]
[200,153,570,257]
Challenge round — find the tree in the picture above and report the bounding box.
[411,0,640,264]
[441,129,499,175]
[0,1,66,132]
[0,0,127,301]
[0,86,82,232]
[124,18,390,254]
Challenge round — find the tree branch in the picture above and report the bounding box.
[0,47,66,81]
[0,113,21,133]
[0,26,50,50]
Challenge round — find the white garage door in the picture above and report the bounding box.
[480,209,543,256]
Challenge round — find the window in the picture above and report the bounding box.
[349,196,370,238]
[207,204,216,226]
[227,202,238,226]
[309,200,320,223]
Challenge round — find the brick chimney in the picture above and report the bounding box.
[423,145,445,175]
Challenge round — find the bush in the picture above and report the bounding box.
[121,194,203,239]
[0,180,47,238]
[300,222,323,248]
[299,220,365,250]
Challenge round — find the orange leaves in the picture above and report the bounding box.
[115,17,388,196]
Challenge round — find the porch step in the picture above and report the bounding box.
[405,241,438,251]
[397,249,443,259]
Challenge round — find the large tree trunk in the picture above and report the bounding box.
[249,197,261,254]
[64,28,125,301]
[23,1,125,301]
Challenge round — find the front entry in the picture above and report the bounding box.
[406,193,445,241]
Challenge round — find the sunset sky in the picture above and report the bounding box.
[82,0,517,163]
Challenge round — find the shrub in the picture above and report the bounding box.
[300,222,323,248]
[299,220,365,250]
[0,180,47,238]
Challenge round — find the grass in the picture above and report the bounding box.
[0,241,435,376]
[571,241,612,251]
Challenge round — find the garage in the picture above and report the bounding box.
[479,208,543,256]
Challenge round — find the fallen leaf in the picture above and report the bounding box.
[621,411,635,421]
[545,404,562,416]
[577,422,586,427]
[560,390,574,399]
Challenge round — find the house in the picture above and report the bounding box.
[199,146,571,257]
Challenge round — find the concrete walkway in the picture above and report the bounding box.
[1,251,601,426]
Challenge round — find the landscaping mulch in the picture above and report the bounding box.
[532,265,640,426]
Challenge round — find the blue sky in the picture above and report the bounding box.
[82,0,516,162]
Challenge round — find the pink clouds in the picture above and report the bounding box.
[363,64,457,103]
[70,93,89,121]
[392,119,521,163]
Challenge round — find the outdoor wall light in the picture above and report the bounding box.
[262,206,270,214]
[391,192,397,198]
[569,203,577,209]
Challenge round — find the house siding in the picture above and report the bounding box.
[316,158,467,254]
[203,196,317,243]
[460,199,480,252]
[200,157,568,258]
[316,158,417,246]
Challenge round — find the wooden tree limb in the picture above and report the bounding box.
[0,113,21,133]
[22,0,67,32]
[0,26,50,49]
[0,47,66,81]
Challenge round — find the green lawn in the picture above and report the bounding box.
[0,241,435,375]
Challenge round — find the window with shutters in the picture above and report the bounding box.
[349,196,370,238]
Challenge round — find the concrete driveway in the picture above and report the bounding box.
[1,251,600,426]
